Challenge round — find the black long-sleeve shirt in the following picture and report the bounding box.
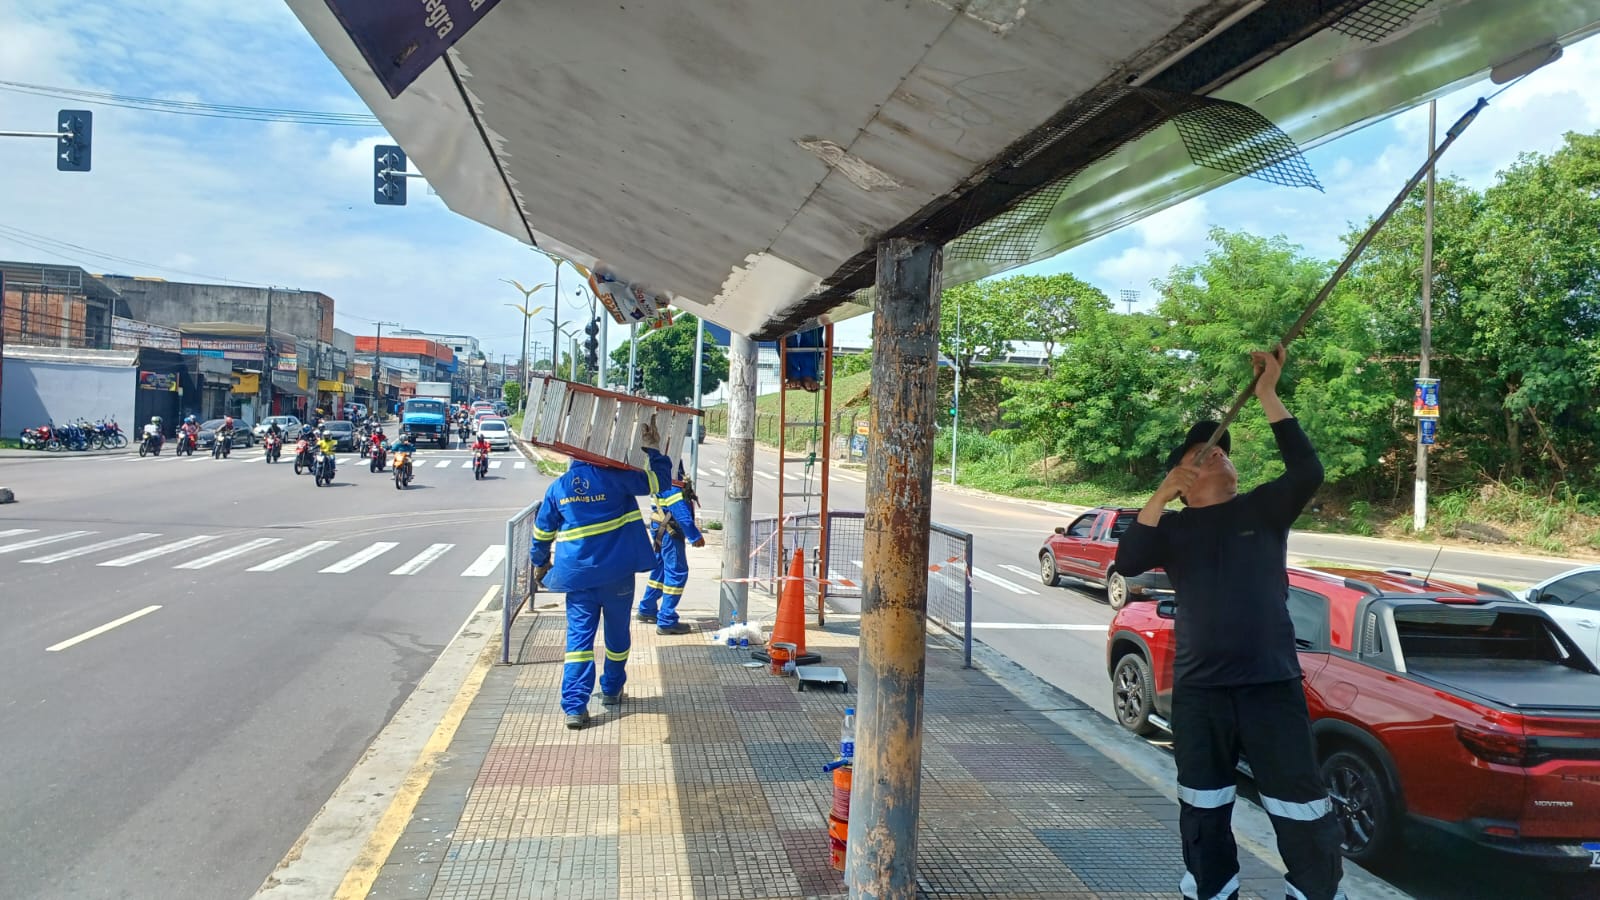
[1116,418,1324,687]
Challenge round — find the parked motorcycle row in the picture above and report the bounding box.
[20,418,128,451]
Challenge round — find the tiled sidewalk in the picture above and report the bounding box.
[368,558,1285,899]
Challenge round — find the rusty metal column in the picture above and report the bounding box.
[720,331,757,624]
[847,237,941,899]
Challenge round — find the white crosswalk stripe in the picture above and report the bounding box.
[248,540,341,572]
[435,460,452,468]
[514,461,526,470]
[320,542,398,573]
[489,461,502,469]
[391,543,455,575]
[0,530,96,555]
[461,545,505,577]
[99,535,220,567]
[973,566,1039,595]
[25,533,160,564]
[755,471,777,481]
[174,537,283,569]
[459,461,473,469]
[710,467,726,477]
[999,563,1041,582]
[0,528,39,539]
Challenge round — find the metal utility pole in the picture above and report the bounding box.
[373,320,399,413]
[950,300,961,485]
[848,236,941,900]
[1120,289,1140,315]
[720,332,757,624]
[627,323,640,393]
[690,316,705,484]
[260,287,274,421]
[1415,99,1436,532]
[598,308,610,387]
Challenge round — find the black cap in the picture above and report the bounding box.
[1166,420,1230,469]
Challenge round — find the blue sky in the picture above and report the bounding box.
[4,3,1599,356]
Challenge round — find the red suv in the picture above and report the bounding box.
[1039,506,1171,609]
[1106,566,1600,869]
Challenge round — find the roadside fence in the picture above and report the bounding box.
[501,498,540,664]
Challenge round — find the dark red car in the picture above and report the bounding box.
[1106,566,1600,869]
[1039,506,1171,609]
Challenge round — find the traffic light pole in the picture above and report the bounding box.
[626,324,639,394]
[2,109,92,171]
[950,301,961,485]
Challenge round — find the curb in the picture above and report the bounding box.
[968,637,1413,900]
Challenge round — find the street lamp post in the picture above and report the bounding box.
[501,279,549,410]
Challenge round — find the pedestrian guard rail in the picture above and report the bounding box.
[502,498,540,664]
[750,510,974,667]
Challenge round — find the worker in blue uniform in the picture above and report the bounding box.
[530,420,674,729]
[637,465,706,635]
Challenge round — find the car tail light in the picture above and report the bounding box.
[1482,824,1519,839]
[1455,724,1548,767]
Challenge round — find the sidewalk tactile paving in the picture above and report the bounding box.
[381,596,1292,899]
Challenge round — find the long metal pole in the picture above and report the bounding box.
[950,301,961,485]
[848,236,941,899]
[1415,99,1436,532]
[627,323,639,393]
[550,265,560,391]
[690,316,705,483]
[1191,97,1488,462]
[598,307,610,387]
[720,332,757,624]
[260,287,273,421]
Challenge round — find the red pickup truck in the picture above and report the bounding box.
[1106,566,1600,869]
[1039,506,1171,609]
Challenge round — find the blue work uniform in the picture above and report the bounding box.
[530,449,672,715]
[639,484,704,628]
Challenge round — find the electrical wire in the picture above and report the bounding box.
[0,80,382,127]
[0,223,272,285]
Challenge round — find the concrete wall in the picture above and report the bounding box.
[100,278,334,343]
[2,358,136,438]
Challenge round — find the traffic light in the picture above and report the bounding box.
[949,403,957,417]
[374,145,407,205]
[56,109,91,172]
[632,368,644,393]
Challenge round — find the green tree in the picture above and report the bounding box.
[940,281,1020,379]
[608,314,729,405]
[835,348,873,378]
[502,380,522,411]
[992,273,1110,374]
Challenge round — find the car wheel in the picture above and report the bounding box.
[1321,749,1399,865]
[1106,570,1130,611]
[1111,653,1159,737]
[1039,553,1061,587]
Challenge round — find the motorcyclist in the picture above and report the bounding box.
[315,427,338,476]
[180,415,200,451]
[369,425,387,452]
[265,420,283,441]
[389,429,417,455]
[471,432,491,472]
[142,416,164,448]
[218,415,236,446]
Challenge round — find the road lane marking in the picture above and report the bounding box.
[969,622,1105,631]
[999,563,1043,583]
[391,543,455,576]
[755,471,776,481]
[710,467,726,477]
[174,537,283,570]
[972,567,1039,595]
[460,545,505,577]
[459,461,472,468]
[47,605,162,652]
[249,541,340,572]
[25,533,160,564]
[0,528,38,539]
[514,461,526,470]
[488,461,501,469]
[99,534,221,566]
[434,460,452,468]
[320,542,399,573]
[0,530,96,555]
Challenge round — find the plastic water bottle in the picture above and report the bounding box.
[840,708,856,762]
[739,621,750,651]
[726,615,738,649]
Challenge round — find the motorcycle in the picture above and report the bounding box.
[212,430,232,459]
[21,424,59,451]
[392,450,413,490]
[177,427,198,456]
[138,431,164,457]
[263,433,282,463]
[97,418,128,449]
[292,438,314,474]
[313,449,336,486]
[369,442,388,473]
[472,448,489,480]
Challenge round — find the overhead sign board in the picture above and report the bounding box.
[112,316,181,350]
[322,0,506,99]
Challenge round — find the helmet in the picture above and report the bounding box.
[185,415,196,424]
[152,416,162,424]
[224,416,234,427]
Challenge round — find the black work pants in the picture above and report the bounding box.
[1172,678,1344,900]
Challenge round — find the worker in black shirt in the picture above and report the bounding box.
[1116,347,1343,900]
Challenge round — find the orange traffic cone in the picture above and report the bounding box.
[759,548,821,666]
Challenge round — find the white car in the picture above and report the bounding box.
[476,417,512,450]
[254,415,302,438]
[1523,565,1600,664]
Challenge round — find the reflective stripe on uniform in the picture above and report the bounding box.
[1180,871,1239,900]
[564,650,595,664]
[1260,794,1332,821]
[533,526,557,541]
[662,584,684,596]
[1177,784,1237,809]
[657,492,685,508]
[646,579,667,590]
[605,648,629,662]
[556,509,643,542]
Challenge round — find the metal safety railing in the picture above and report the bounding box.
[750,510,974,667]
[501,498,540,664]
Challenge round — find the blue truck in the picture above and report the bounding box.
[401,397,451,447]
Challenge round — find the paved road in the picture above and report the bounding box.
[686,437,1598,900]
[0,443,548,900]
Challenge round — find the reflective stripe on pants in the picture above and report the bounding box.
[637,529,689,627]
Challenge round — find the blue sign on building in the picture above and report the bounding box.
[324,0,506,98]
